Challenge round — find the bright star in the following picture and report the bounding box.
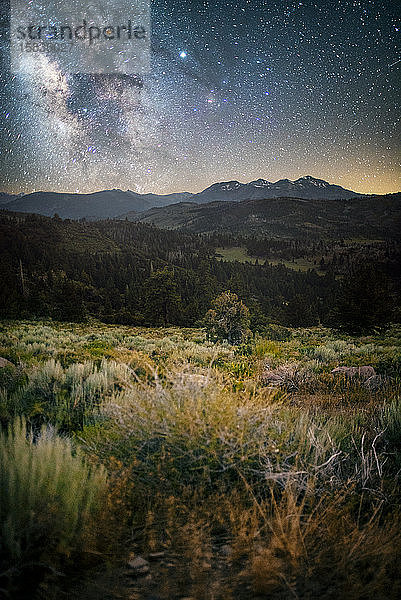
[179,51,187,59]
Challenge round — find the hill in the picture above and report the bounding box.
[0,209,399,328]
[0,192,18,205]
[4,189,192,219]
[188,175,365,204]
[130,193,401,239]
[0,210,339,326]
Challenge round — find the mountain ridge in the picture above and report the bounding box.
[189,176,366,204]
[0,176,373,220]
[2,189,192,220]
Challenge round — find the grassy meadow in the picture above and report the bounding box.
[1,319,401,599]
[215,246,326,274]
[216,246,322,275]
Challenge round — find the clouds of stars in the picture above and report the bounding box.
[0,0,400,194]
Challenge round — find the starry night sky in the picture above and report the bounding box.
[0,0,400,195]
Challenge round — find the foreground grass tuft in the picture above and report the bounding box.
[0,419,110,598]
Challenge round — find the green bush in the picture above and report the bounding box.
[376,352,401,377]
[204,291,251,345]
[2,359,132,433]
[0,419,108,596]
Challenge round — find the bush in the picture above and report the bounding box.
[204,291,251,345]
[3,358,133,433]
[0,419,108,597]
[248,485,401,599]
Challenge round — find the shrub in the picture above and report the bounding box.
[4,359,133,433]
[380,400,401,468]
[259,361,319,392]
[0,419,109,597]
[248,485,401,599]
[81,371,293,494]
[204,291,251,345]
[312,344,339,362]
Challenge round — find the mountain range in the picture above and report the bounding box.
[0,176,366,220]
[186,176,364,204]
[0,193,19,205]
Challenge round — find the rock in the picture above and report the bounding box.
[127,555,150,575]
[220,544,232,557]
[148,551,165,560]
[363,374,383,390]
[128,555,148,569]
[0,357,14,368]
[180,373,209,388]
[262,371,283,383]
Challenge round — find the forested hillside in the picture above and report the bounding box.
[130,193,401,239]
[1,210,399,329]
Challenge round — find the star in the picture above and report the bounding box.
[0,1,399,195]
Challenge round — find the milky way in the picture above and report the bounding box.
[0,0,400,194]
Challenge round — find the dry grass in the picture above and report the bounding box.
[247,486,401,599]
[1,320,400,598]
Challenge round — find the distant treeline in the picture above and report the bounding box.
[0,211,399,330]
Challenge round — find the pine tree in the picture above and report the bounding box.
[144,267,182,326]
[330,266,395,332]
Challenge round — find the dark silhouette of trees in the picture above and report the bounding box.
[330,266,396,332]
[144,267,182,326]
[0,211,399,329]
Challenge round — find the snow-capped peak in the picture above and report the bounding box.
[214,181,242,191]
[249,178,271,187]
[295,176,329,187]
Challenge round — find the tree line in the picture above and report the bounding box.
[0,211,398,332]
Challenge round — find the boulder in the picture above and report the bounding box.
[148,551,165,561]
[127,554,150,575]
[180,374,209,387]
